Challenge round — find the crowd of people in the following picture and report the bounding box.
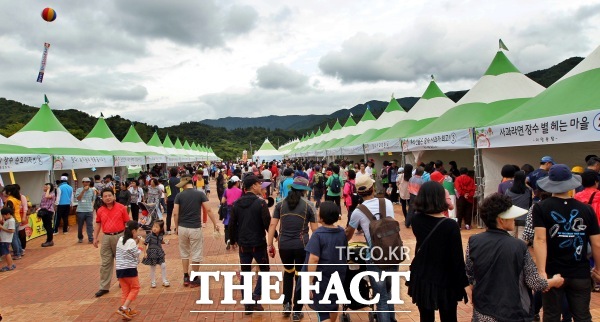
[1,155,599,321]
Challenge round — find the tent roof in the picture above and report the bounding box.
[487,45,600,125]
[174,138,184,149]
[85,117,115,139]
[162,134,175,148]
[257,138,278,152]
[409,50,544,136]
[359,107,376,122]
[0,134,40,155]
[147,132,163,148]
[122,125,145,143]
[331,119,342,131]
[11,103,109,156]
[82,117,143,156]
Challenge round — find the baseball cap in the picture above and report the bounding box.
[229,175,241,183]
[430,171,445,183]
[541,156,555,164]
[60,176,68,181]
[355,175,374,194]
[81,177,91,182]
[243,175,263,189]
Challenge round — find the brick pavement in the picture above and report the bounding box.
[0,179,599,321]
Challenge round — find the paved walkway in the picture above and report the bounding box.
[1,180,599,321]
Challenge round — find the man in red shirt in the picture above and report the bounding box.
[93,188,130,297]
[454,167,476,230]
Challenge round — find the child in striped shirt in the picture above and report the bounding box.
[115,221,142,320]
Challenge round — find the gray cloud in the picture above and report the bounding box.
[256,62,309,90]
[113,1,258,48]
[319,5,600,84]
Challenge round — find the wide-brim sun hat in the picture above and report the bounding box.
[290,177,311,191]
[537,164,582,193]
[498,205,528,219]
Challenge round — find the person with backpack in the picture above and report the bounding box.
[407,181,468,322]
[343,170,362,227]
[325,165,344,212]
[267,176,317,320]
[345,175,402,322]
[311,165,325,208]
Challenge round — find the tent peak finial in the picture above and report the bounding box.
[44,94,49,104]
[100,112,104,118]
[430,74,435,80]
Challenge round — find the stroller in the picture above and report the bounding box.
[138,201,162,233]
[340,241,377,322]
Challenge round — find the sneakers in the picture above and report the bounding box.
[189,278,200,288]
[41,241,54,247]
[95,289,109,297]
[78,239,83,243]
[116,307,132,320]
[292,312,304,321]
[151,281,156,288]
[226,240,231,250]
[163,280,170,287]
[282,303,291,317]
[465,224,471,230]
[166,231,172,235]
[183,275,190,287]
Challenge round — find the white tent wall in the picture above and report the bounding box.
[481,142,598,197]
[1,171,50,206]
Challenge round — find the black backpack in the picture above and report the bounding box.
[313,173,325,189]
[349,182,363,206]
[330,175,341,194]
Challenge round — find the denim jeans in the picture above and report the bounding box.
[367,263,398,322]
[542,277,591,322]
[238,245,270,300]
[11,220,22,257]
[76,211,94,242]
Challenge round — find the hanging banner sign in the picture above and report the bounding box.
[53,155,113,170]
[314,150,326,157]
[37,42,50,83]
[340,144,365,156]
[364,138,402,154]
[114,155,145,167]
[0,154,52,172]
[475,110,599,149]
[326,147,342,157]
[166,156,180,164]
[146,155,167,164]
[403,129,473,152]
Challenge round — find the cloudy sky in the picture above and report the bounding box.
[1,0,599,126]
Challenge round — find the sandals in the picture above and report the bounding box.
[0,265,16,272]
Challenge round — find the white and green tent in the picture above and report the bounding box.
[476,45,600,196]
[120,125,164,164]
[366,80,455,154]
[321,115,358,156]
[253,138,283,161]
[162,134,180,164]
[0,134,52,173]
[10,103,113,169]
[82,118,145,167]
[338,107,377,155]
[174,138,192,162]
[145,132,169,163]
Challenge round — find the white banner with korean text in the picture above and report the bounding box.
[403,129,473,152]
[114,155,146,167]
[341,144,365,156]
[475,110,599,148]
[146,155,167,164]
[0,154,52,173]
[53,155,113,170]
[364,138,402,154]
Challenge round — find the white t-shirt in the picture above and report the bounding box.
[365,166,373,178]
[0,217,15,242]
[349,198,395,246]
[340,167,348,181]
[261,169,272,180]
[203,168,209,176]
[158,184,165,199]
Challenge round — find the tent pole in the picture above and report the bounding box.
[362,144,367,163]
[473,128,484,229]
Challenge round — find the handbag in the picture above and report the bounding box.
[218,203,228,221]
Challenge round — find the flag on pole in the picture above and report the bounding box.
[499,39,509,51]
[431,74,435,80]
[44,94,49,104]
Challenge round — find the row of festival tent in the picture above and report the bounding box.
[0,101,221,173]
[277,41,600,158]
